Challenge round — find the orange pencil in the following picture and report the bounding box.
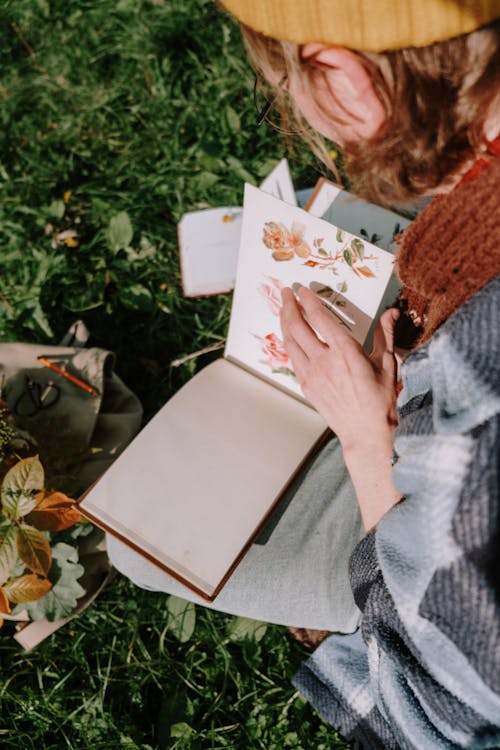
[37,356,98,396]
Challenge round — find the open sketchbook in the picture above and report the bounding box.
[80,180,410,600]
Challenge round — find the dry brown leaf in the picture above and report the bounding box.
[3,574,52,604]
[27,491,82,531]
[17,524,52,576]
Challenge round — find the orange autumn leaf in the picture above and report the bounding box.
[3,574,52,604]
[17,524,52,576]
[27,491,82,531]
[0,587,11,626]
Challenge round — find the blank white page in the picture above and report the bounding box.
[80,359,326,597]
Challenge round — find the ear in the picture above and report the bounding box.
[301,44,386,140]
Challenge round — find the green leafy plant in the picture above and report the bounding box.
[0,455,84,626]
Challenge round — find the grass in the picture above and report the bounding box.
[0,1,351,747]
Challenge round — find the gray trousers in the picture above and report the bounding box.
[107,436,363,631]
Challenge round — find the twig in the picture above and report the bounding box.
[11,21,36,59]
[170,340,225,367]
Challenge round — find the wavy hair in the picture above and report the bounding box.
[240,19,500,205]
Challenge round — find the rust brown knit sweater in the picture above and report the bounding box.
[396,157,500,345]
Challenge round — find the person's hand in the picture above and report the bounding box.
[280,286,399,453]
[280,286,401,529]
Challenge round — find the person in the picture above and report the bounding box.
[109,1,500,747]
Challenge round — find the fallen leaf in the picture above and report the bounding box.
[17,524,52,576]
[3,574,52,604]
[0,587,11,628]
[1,456,44,520]
[0,525,18,586]
[27,491,81,531]
[21,543,84,621]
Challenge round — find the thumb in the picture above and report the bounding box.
[379,307,399,354]
[380,308,400,387]
[371,307,399,369]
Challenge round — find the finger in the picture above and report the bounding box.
[280,287,328,360]
[371,308,399,369]
[279,294,310,376]
[281,325,309,380]
[297,286,357,351]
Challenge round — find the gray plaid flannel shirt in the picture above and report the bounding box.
[294,276,500,749]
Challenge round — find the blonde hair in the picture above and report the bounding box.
[241,20,500,205]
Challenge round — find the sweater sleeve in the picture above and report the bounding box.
[293,278,500,749]
[294,411,500,750]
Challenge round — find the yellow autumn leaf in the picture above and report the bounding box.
[17,524,52,576]
[3,574,52,604]
[26,491,82,531]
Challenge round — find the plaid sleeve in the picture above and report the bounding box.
[294,278,500,750]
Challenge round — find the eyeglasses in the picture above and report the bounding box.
[253,73,299,135]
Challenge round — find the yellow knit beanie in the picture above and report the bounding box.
[221,0,500,51]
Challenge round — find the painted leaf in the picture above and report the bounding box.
[228,616,268,642]
[26,491,82,531]
[336,281,348,293]
[3,574,52,604]
[166,596,196,643]
[357,265,376,278]
[108,211,133,252]
[17,524,52,576]
[343,249,353,267]
[317,248,328,257]
[21,542,84,622]
[1,456,44,520]
[272,366,297,379]
[351,238,365,260]
[336,228,344,242]
[303,259,318,268]
[0,525,18,586]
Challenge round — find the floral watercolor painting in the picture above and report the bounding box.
[226,184,397,401]
[257,276,284,316]
[254,332,296,380]
[262,221,379,279]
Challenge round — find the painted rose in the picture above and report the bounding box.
[262,220,311,261]
[258,276,284,316]
[262,221,293,260]
[260,333,289,370]
[288,221,311,258]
